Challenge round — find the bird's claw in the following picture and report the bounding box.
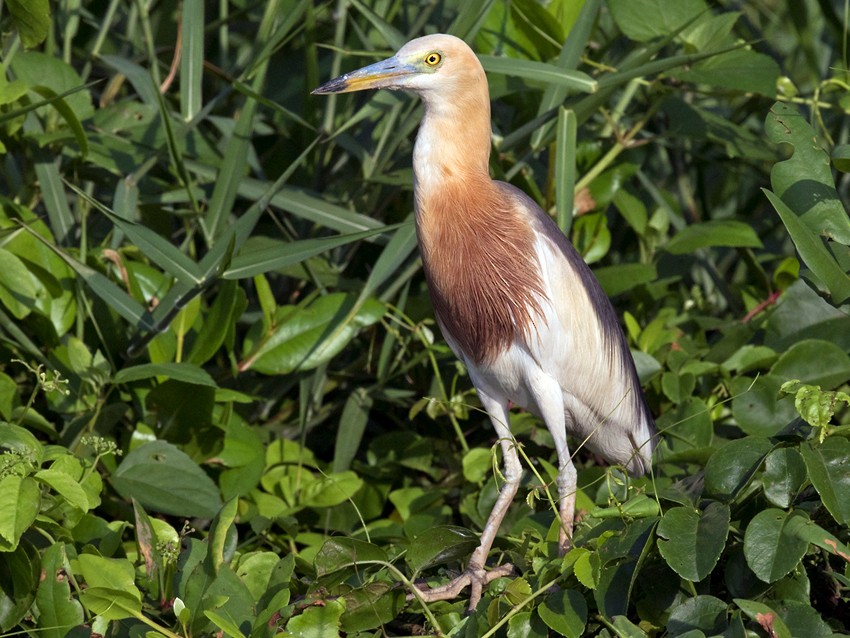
[407,563,515,611]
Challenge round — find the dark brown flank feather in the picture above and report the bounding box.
[416,173,546,365]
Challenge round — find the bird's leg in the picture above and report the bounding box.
[410,392,519,611]
[528,375,575,554]
[556,458,577,555]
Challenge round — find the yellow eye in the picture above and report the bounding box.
[424,52,442,66]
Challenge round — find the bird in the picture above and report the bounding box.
[313,33,655,610]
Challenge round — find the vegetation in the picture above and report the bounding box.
[1,0,849,636]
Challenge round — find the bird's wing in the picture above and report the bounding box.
[494,181,655,474]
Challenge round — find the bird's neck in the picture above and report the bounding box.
[412,87,492,202]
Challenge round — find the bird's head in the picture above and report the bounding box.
[312,33,484,97]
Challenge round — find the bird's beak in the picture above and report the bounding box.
[312,55,417,94]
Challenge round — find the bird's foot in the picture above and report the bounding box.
[407,563,515,611]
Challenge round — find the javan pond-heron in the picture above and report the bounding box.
[313,33,656,609]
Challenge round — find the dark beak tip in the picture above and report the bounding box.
[312,77,349,95]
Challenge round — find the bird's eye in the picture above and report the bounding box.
[424,52,442,66]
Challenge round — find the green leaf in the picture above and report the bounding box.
[406,525,479,572]
[674,48,779,96]
[339,582,405,633]
[299,471,363,508]
[333,389,373,473]
[537,589,587,638]
[770,339,850,389]
[35,544,84,638]
[704,437,772,500]
[765,189,850,304]
[743,509,809,583]
[667,595,728,636]
[799,437,850,526]
[34,468,90,511]
[112,440,223,518]
[479,55,596,92]
[0,476,39,551]
[204,610,247,638]
[0,247,42,319]
[7,0,51,48]
[0,540,39,631]
[243,293,385,375]
[657,501,730,581]
[78,587,143,621]
[831,144,850,173]
[314,538,388,577]
[664,220,762,255]
[113,362,218,387]
[734,599,793,638]
[223,224,403,279]
[284,599,344,638]
[595,263,657,296]
[766,102,850,246]
[762,448,807,509]
[608,0,707,43]
[730,374,797,437]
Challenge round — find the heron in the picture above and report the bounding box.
[313,33,655,609]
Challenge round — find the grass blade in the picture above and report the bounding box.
[480,55,597,93]
[555,107,577,233]
[180,0,204,121]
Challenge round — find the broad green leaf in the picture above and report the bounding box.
[112,440,223,518]
[76,554,141,600]
[299,471,363,508]
[187,280,244,365]
[770,339,850,389]
[778,601,834,638]
[204,610,247,638]
[762,448,807,509]
[766,102,850,246]
[339,582,405,633]
[730,374,797,437]
[674,49,779,96]
[315,538,388,577]
[0,476,39,551]
[78,587,142,621]
[243,293,385,375]
[0,540,39,631]
[764,189,850,304]
[406,525,479,572]
[608,0,707,43]
[799,437,850,526]
[0,247,42,319]
[667,595,728,636]
[664,220,762,255]
[537,589,587,638]
[704,437,772,500]
[832,144,850,173]
[113,362,217,387]
[595,263,657,296]
[743,509,809,583]
[284,599,344,638]
[734,599,793,638]
[35,544,84,638]
[657,501,730,581]
[34,468,90,511]
[7,0,51,48]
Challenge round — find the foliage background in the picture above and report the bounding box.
[0,0,849,636]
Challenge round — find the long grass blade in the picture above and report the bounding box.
[223,223,404,280]
[480,55,597,93]
[180,0,204,121]
[555,107,577,233]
